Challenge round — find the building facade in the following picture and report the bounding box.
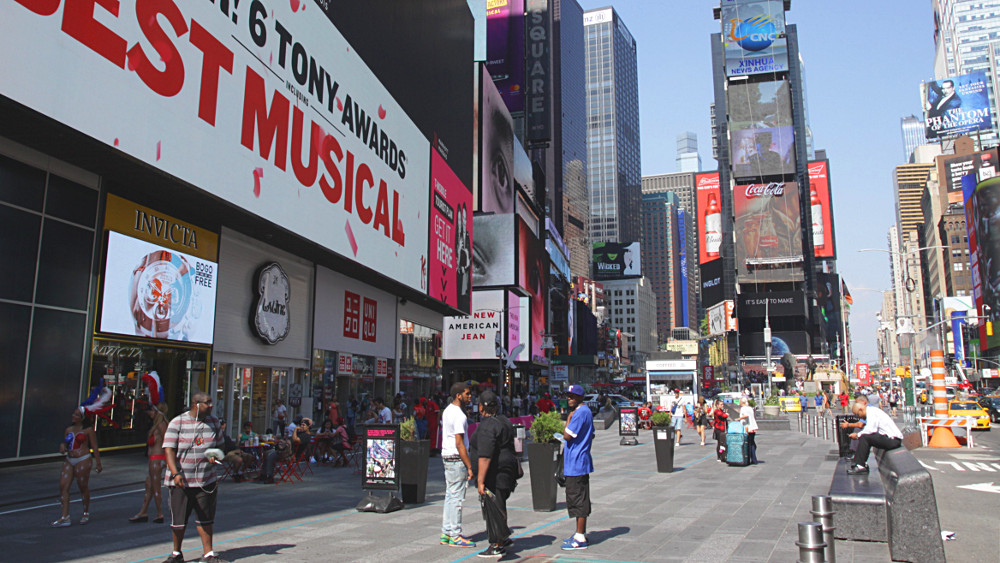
[901,115,929,162]
[642,172,700,330]
[676,131,702,173]
[601,277,658,365]
[584,7,641,245]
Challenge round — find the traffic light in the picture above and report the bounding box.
[988,321,994,337]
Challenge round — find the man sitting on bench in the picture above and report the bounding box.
[841,396,903,475]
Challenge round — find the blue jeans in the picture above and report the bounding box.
[441,459,468,537]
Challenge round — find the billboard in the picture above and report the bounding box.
[428,148,473,312]
[442,290,506,360]
[728,79,792,130]
[721,0,788,77]
[940,149,999,205]
[100,231,218,345]
[734,182,804,282]
[807,160,837,259]
[481,69,516,214]
[739,331,808,356]
[472,213,516,287]
[730,126,796,178]
[738,291,806,318]
[678,208,689,327]
[4,1,439,303]
[525,0,552,143]
[966,175,1000,349]
[486,0,526,113]
[923,72,994,139]
[816,273,843,350]
[707,300,737,336]
[361,425,399,491]
[518,217,548,364]
[700,258,725,307]
[696,172,723,264]
[593,242,642,280]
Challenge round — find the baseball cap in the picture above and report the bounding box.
[480,390,499,406]
[566,384,585,397]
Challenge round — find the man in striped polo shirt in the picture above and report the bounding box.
[162,392,225,563]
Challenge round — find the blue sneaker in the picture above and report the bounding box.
[561,536,588,550]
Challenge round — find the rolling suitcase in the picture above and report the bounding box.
[726,427,750,466]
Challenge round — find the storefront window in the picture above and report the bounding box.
[399,320,443,400]
[89,338,209,449]
[312,349,395,419]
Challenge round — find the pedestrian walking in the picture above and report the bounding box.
[52,399,105,527]
[560,385,594,550]
[838,390,850,414]
[736,398,759,464]
[131,401,169,523]
[440,383,476,548]
[695,400,709,446]
[161,392,226,563]
[470,390,519,558]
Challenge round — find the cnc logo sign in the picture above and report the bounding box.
[252,262,290,345]
[343,290,377,343]
[729,13,779,52]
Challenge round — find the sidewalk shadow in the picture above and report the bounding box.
[588,526,629,544]
[218,543,295,560]
[506,533,557,553]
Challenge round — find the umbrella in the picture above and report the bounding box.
[465,379,480,386]
[480,489,511,545]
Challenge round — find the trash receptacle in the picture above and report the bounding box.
[834,414,859,458]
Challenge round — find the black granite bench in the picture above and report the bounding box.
[594,407,616,430]
[829,456,888,542]
[874,447,945,563]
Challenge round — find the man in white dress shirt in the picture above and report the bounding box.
[841,398,903,475]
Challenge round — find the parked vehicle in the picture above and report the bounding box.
[947,400,991,430]
[976,396,1000,423]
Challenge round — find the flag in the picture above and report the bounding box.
[842,280,853,306]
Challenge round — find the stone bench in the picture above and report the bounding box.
[874,447,945,563]
[829,456,888,542]
[594,407,616,430]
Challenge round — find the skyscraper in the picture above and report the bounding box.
[641,191,684,344]
[893,162,934,236]
[676,131,702,173]
[901,115,929,162]
[642,172,700,330]
[584,7,641,245]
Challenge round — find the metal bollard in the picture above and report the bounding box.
[823,418,830,441]
[796,521,827,563]
[811,495,836,563]
[798,412,803,432]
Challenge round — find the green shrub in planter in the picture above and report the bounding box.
[748,399,756,408]
[764,394,780,406]
[400,416,416,441]
[529,410,565,444]
[651,411,672,428]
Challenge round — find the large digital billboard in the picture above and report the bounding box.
[728,79,792,129]
[730,126,796,178]
[807,160,837,259]
[518,217,547,364]
[428,148,473,312]
[593,242,642,280]
[966,176,1000,350]
[100,231,218,345]
[481,70,517,214]
[923,72,994,139]
[940,149,999,205]
[486,0,526,113]
[721,0,788,77]
[4,1,447,305]
[472,213,516,288]
[700,259,725,307]
[734,182,803,282]
[696,172,722,264]
[816,272,842,350]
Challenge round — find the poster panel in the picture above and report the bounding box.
[481,71,516,214]
[923,72,994,139]
[721,0,788,77]
[486,0,526,113]
[619,406,639,437]
[733,182,803,282]
[807,160,836,259]
[730,126,795,178]
[592,242,642,280]
[428,148,473,312]
[100,231,218,345]
[442,290,506,360]
[727,79,792,129]
[362,424,400,491]
[2,1,433,300]
[700,258,724,307]
[696,173,722,264]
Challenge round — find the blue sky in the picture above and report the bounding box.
[576,1,933,365]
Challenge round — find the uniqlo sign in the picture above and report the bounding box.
[338,353,353,375]
[344,291,377,342]
[376,358,388,377]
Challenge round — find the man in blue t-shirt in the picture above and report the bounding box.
[561,385,594,550]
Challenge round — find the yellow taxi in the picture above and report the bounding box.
[947,400,992,430]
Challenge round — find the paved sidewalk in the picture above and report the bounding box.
[2,424,891,562]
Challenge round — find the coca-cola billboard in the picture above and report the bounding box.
[696,172,722,265]
[807,161,837,259]
[734,181,804,283]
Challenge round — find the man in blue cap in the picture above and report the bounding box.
[561,384,594,550]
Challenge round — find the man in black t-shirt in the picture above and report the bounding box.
[470,391,519,558]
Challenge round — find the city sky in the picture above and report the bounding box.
[577,1,933,366]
